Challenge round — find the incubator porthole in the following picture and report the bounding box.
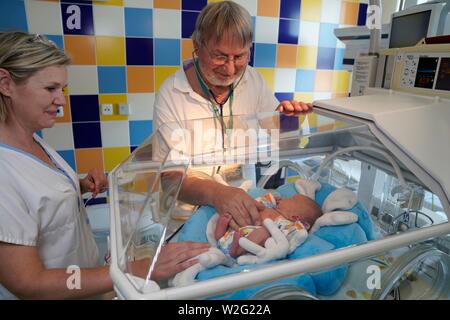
[250,285,319,300]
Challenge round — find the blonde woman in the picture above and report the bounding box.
[0,31,209,299]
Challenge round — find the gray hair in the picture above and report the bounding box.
[0,31,70,122]
[191,1,253,48]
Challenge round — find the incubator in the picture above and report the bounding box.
[108,87,450,299]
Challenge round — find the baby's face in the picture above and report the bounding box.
[261,194,322,228]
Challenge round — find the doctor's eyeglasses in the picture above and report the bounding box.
[203,45,250,67]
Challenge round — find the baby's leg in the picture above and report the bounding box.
[229,227,271,258]
[215,213,233,240]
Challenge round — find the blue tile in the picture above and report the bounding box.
[0,0,28,32]
[280,114,299,133]
[36,130,43,138]
[61,0,92,3]
[278,19,299,44]
[280,0,301,20]
[358,3,368,26]
[129,120,152,146]
[317,47,336,70]
[254,43,277,68]
[70,95,99,122]
[61,3,94,35]
[182,11,199,39]
[126,37,153,65]
[84,197,107,206]
[155,39,180,66]
[72,122,102,148]
[182,0,207,11]
[46,35,64,49]
[249,43,255,67]
[275,92,294,102]
[334,48,345,70]
[296,69,316,92]
[125,8,152,38]
[319,23,338,48]
[130,146,138,153]
[98,66,127,94]
[57,150,76,171]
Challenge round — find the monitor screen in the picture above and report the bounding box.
[389,10,432,48]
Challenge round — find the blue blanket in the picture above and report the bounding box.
[178,182,373,299]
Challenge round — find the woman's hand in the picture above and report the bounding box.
[149,242,211,281]
[212,185,265,230]
[80,168,108,197]
[277,100,313,116]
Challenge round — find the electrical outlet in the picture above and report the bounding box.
[119,103,131,115]
[101,104,113,116]
[56,106,64,118]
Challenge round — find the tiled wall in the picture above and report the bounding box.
[0,0,368,178]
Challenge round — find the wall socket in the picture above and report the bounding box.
[56,106,64,118]
[119,103,131,115]
[101,103,114,115]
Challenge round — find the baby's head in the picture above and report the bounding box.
[275,194,323,230]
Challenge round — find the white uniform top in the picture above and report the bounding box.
[153,60,279,133]
[0,134,99,299]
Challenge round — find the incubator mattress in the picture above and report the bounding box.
[177,182,374,299]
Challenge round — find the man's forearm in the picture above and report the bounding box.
[178,176,222,207]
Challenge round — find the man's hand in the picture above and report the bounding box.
[212,185,265,230]
[277,100,313,116]
[80,168,108,197]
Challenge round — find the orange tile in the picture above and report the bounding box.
[64,36,96,65]
[258,0,280,17]
[75,148,104,174]
[276,44,297,68]
[315,70,333,92]
[340,1,359,25]
[153,0,180,9]
[182,39,194,62]
[56,96,71,123]
[127,66,154,93]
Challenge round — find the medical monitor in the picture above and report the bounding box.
[389,2,450,48]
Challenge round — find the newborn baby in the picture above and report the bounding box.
[214,192,323,258]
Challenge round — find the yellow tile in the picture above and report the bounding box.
[297,46,317,69]
[93,0,123,6]
[96,36,125,66]
[255,68,275,92]
[301,0,322,22]
[257,0,280,17]
[154,0,181,9]
[155,66,180,92]
[98,94,128,121]
[294,93,314,103]
[332,70,351,93]
[182,39,194,62]
[277,44,297,68]
[103,147,130,172]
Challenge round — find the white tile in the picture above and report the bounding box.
[124,0,153,8]
[233,0,257,16]
[25,0,63,35]
[42,123,74,150]
[299,21,320,46]
[93,5,124,36]
[153,9,181,39]
[100,121,130,148]
[254,17,279,44]
[320,0,341,24]
[128,93,155,120]
[313,92,332,101]
[274,68,296,92]
[67,66,99,95]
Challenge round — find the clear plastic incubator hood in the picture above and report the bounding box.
[108,89,450,300]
